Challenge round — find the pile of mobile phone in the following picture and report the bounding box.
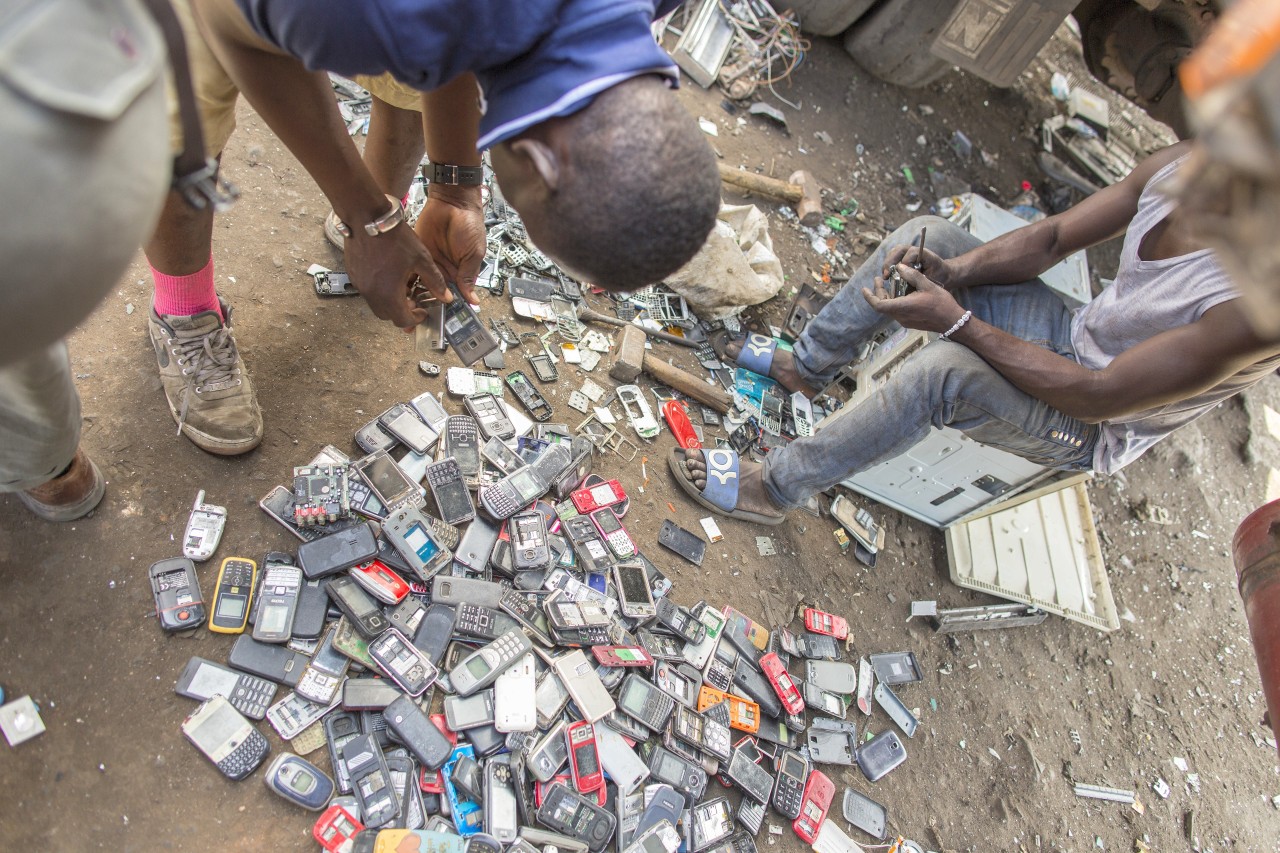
[162,389,903,853]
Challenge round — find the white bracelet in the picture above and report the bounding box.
[939,310,972,340]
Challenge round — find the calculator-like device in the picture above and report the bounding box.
[182,694,270,780]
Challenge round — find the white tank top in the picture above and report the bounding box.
[1071,156,1280,473]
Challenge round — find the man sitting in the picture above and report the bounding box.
[673,142,1280,525]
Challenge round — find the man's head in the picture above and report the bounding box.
[489,75,720,291]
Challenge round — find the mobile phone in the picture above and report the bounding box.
[682,607,726,671]
[442,415,482,479]
[442,288,498,365]
[804,681,846,719]
[549,437,594,502]
[368,628,438,696]
[791,769,834,843]
[387,596,425,638]
[176,655,277,720]
[657,520,705,566]
[804,660,857,694]
[510,509,550,571]
[772,749,809,820]
[350,560,410,606]
[208,557,257,634]
[296,624,351,705]
[450,631,533,697]
[356,449,422,510]
[647,745,708,803]
[565,721,604,793]
[314,804,364,853]
[181,694,270,781]
[464,394,515,441]
[570,480,626,515]
[441,744,484,835]
[452,516,500,573]
[626,819,681,853]
[481,437,525,476]
[344,733,399,829]
[265,753,335,811]
[341,677,401,711]
[690,798,734,852]
[655,661,702,709]
[493,653,537,733]
[552,649,616,723]
[595,724,651,797]
[561,515,614,574]
[267,689,340,741]
[800,631,840,661]
[325,575,390,639]
[410,390,449,433]
[638,629,684,661]
[589,507,634,559]
[299,522,381,580]
[592,645,654,668]
[534,670,571,730]
[616,672,675,732]
[759,652,805,716]
[181,489,226,561]
[325,711,362,793]
[379,403,439,455]
[228,635,308,687]
[412,603,457,666]
[332,617,378,670]
[528,719,570,782]
[856,729,907,782]
[384,694,453,771]
[482,757,520,842]
[537,782,616,853]
[654,597,706,645]
[500,589,555,648]
[385,753,425,830]
[480,443,570,520]
[425,458,476,526]
[355,414,399,455]
[149,557,206,632]
[252,561,303,643]
[803,607,849,640]
[726,746,774,804]
[612,559,656,620]
[382,505,453,581]
[732,660,782,720]
[432,574,504,608]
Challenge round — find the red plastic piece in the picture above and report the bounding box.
[662,401,701,450]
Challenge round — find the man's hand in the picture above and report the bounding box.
[414,186,486,306]
[863,264,968,333]
[345,222,448,329]
[881,245,955,289]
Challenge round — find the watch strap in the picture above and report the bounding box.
[428,162,484,186]
[335,194,404,239]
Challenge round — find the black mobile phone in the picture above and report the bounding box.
[291,578,330,639]
[442,288,499,366]
[379,402,439,455]
[325,710,362,794]
[385,693,454,770]
[228,635,309,687]
[465,394,516,441]
[298,522,380,580]
[657,520,706,566]
[425,458,476,526]
[352,450,421,513]
[148,557,206,632]
[510,509,550,571]
[412,603,457,666]
[341,677,402,711]
[536,782,617,853]
[175,656,277,720]
[732,660,783,720]
[454,515,501,573]
[343,733,400,828]
[325,575,390,639]
[442,416,482,479]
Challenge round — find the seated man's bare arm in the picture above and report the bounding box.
[949,298,1280,423]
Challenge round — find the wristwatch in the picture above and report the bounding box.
[334,194,404,238]
[427,162,484,186]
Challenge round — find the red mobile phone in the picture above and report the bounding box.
[803,607,849,640]
[313,804,364,852]
[418,713,456,794]
[349,559,409,605]
[535,773,607,806]
[592,645,655,668]
[759,652,806,716]
[661,401,701,450]
[570,479,627,514]
[792,770,834,843]
[565,720,604,793]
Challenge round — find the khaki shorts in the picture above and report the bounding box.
[167,0,424,158]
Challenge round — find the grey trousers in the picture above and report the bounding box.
[0,344,81,492]
[760,215,1099,508]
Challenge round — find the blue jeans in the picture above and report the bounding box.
[761,216,1098,509]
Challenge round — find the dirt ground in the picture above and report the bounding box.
[2,21,1278,853]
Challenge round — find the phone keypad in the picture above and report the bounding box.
[226,672,276,719]
[221,558,255,588]
[602,530,634,559]
[773,775,805,819]
[216,726,270,780]
[427,458,462,487]
[481,483,521,519]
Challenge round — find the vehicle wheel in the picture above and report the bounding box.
[781,0,876,37]
[842,0,956,89]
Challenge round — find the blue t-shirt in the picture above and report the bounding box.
[234,0,683,148]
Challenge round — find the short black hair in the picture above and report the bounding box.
[545,76,720,291]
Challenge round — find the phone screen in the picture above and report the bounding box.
[591,509,622,534]
[616,564,650,603]
[259,603,290,634]
[403,523,440,563]
[358,453,414,504]
[188,700,246,752]
[187,662,241,699]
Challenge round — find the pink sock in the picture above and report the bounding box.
[151,255,222,320]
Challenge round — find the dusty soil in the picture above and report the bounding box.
[1,21,1277,853]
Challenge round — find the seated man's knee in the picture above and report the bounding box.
[906,342,992,399]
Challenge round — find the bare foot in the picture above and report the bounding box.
[681,449,786,521]
[719,337,819,399]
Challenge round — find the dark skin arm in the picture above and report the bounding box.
[865,143,1280,423]
[191,0,479,325]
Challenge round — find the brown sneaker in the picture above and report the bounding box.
[148,299,264,455]
[323,210,345,252]
[17,449,105,521]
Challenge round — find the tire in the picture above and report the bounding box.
[781,0,876,37]
[843,0,956,89]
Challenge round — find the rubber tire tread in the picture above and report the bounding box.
[842,0,956,89]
